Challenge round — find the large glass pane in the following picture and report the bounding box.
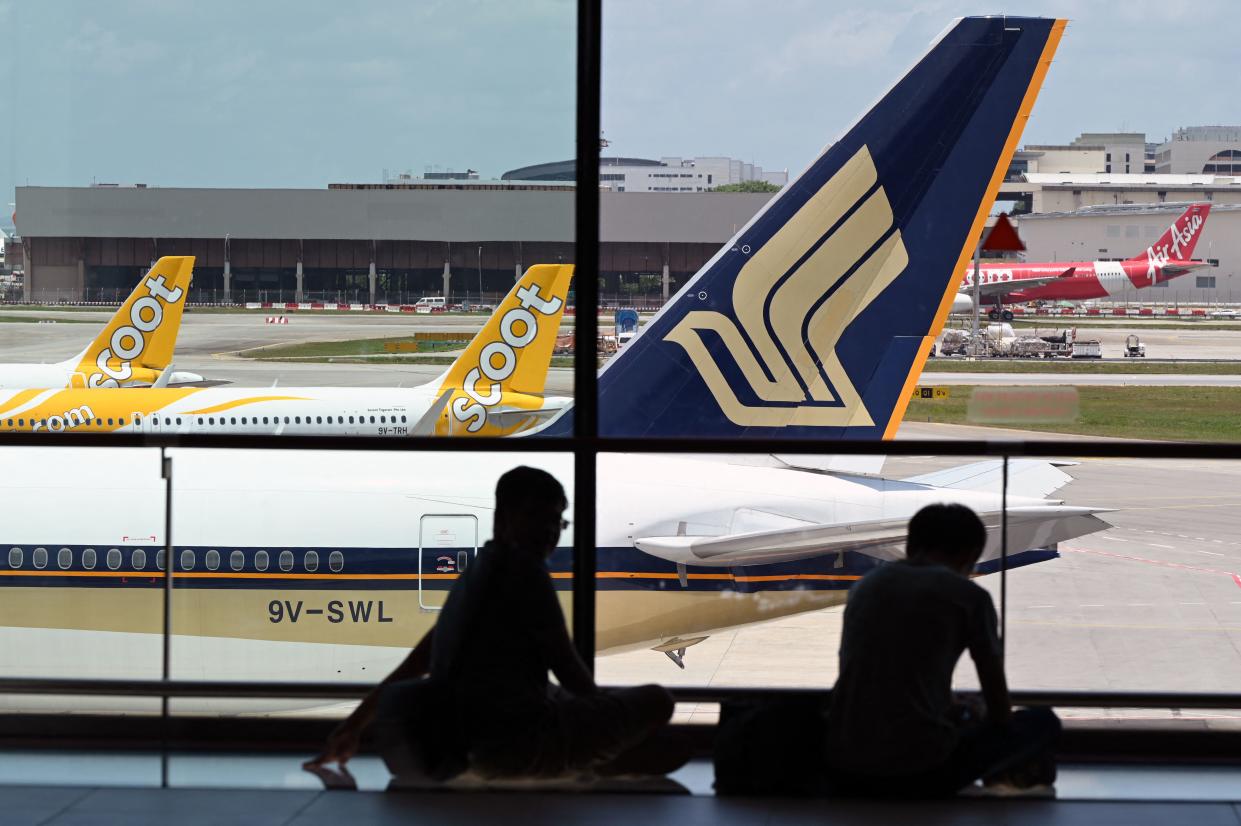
[5,1,575,438]
[1005,456,1241,702]
[592,451,1045,693]
[597,14,1066,442]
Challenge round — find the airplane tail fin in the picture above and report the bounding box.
[1125,203,1211,263]
[589,17,1065,440]
[72,256,195,388]
[435,264,574,435]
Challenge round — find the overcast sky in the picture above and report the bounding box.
[1,0,1236,217]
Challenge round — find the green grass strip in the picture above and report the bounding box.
[924,360,1241,375]
[907,385,1241,441]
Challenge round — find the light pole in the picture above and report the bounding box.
[477,245,483,306]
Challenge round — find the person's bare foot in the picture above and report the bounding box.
[303,761,358,791]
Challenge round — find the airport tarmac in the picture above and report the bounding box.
[600,421,1241,722]
[948,322,1241,360]
[3,310,1241,395]
[921,371,1241,387]
[5,310,1241,711]
[0,310,576,394]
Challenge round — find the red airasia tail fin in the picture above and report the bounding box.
[1126,203,1211,263]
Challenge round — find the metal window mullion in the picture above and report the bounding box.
[1001,454,1009,663]
[571,0,602,669]
[160,449,173,789]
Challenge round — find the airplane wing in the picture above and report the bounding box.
[487,404,571,431]
[968,267,1075,298]
[903,459,1078,499]
[635,505,1109,568]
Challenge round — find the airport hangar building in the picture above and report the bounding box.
[12,183,770,304]
[13,173,1241,305]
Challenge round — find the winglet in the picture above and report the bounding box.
[152,364,175,389]
[412,389,454,436]
[434,264,573,436]
[73,256,195,388]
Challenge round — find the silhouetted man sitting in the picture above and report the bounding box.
[307,465,681,783]
[824,503,1060,798]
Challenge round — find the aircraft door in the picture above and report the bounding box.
[418,514,478,611]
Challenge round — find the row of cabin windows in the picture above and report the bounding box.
[143,414,410,426]
[6,546,345,574]
[3,415,408,429]
[4,418,127,427]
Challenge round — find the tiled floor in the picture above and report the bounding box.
[2,786,1241,826]
[5,757,1241,824]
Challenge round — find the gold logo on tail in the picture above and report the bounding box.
[664,146,908,428]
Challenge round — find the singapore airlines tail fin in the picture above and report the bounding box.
[538,17,1065,439]
[1125,202,1211,264]
[434,263,574,435]
[70,256,195,388]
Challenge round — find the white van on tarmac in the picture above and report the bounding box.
[413,296,446,314]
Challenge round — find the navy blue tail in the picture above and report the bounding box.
[540,17,1063,441]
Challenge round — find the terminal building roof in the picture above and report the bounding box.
[14,186,773,244]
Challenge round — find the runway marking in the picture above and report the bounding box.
[1079,604,1104,608]
[1198,551,1225,557]
[1101,536,1128,542]
[1178,602,1206,606]
[1066,548,1241,588]
[1126,603,1154,607]
[1016,619,1241,633]
[1149,543,1175,549]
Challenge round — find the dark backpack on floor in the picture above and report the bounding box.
[713,695,830,796]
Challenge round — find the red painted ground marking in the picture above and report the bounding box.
[1065,547,1241,583]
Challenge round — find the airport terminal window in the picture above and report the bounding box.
[230,550,244,572]
[205,550,220,571]
[33,547,47,569]
[106,549,121,571]
[304,551,319,573]
[57,548,71,570]
[328,551,344,573]
[82,549,95,570]
[132,549,146,571]
[255,551,269,572]
[279,550,294,572]
[8,547,21,569]
[180,550,195,571]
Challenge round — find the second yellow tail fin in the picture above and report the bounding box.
[436,264,573,435]
[73,256,195,388]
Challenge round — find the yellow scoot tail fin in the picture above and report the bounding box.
[73,256,195,388]
[435,264,573,435]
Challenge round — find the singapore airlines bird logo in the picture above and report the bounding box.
[664,146,908,428]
